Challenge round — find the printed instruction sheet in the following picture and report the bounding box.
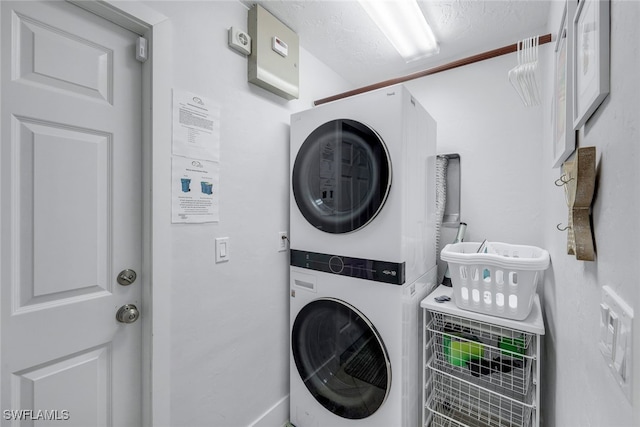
[172,156,219,223]
[172,90,220,162]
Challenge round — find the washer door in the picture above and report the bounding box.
[292,119,391,234]
[291,298,391,419]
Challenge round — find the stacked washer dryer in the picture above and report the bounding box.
[289,84,438,427]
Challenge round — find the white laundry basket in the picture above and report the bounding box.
[440,242,550,320]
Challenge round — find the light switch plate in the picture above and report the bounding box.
[601,285,633,403]
[215,237,230,263]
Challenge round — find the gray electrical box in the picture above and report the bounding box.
[248,4,299,100]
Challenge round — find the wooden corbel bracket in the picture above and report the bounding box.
[561,147,596,261]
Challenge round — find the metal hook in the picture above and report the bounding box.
[555,175,574,187]
[556,223,571,231]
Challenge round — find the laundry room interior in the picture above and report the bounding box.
[135,0,638,425]
[145,0,638,426]
[2,0,638,426]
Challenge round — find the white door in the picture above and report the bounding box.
[0,1,143,425]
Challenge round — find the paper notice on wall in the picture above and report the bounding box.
[172,90,220,162]
[172,156,219,223]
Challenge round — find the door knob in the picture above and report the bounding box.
[117,269,137,286]
[116,304,140,324]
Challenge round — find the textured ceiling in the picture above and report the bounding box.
[242,0,551,87]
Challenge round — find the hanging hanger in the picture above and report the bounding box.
[510,36,541,107]
[509,41,527,104]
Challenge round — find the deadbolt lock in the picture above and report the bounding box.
[116,304,140,324]
[117,269,137,286]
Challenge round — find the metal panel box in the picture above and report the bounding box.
[248,4,299,100]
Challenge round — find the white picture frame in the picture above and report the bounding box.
[572,0,610,130]
[553,0,577,168]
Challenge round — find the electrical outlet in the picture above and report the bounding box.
[278,232,289,252]
[600,286,633,403]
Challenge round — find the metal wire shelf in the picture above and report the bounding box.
[427,408,534,427]
[427,311,537,396]
[426,369,534,427]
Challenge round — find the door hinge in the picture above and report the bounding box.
[135,36,148,62]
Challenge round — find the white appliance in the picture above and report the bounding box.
[289,266,436,427]
[289,84,437,286]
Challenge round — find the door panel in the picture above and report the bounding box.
[16,118,111,308]
[13,12,113,102]
[13,345,110,425]
[1,1,142,425]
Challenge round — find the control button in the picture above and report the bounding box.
[329,256,344,274]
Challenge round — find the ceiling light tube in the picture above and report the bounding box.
[359,0,439,62]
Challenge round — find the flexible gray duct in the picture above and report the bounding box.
[435,155,448,254]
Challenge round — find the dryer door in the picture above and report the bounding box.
[291,298,391,419]
[292,119,391,234]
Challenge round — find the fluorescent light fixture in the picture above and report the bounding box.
[359,0,439,62]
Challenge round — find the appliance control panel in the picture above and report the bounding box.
[290,249,405,285]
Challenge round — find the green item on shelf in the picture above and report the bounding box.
[499,336,526,360]
[444,335,484,366]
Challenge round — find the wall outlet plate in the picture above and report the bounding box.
[278,232,289,252]
[228,27,251,55]
[600,285,633,403]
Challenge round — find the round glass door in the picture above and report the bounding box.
[292,119,391,234]
[291,298,391,419]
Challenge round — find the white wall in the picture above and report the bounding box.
[540,1,639,426]
[404,53,545,261]
[143,1,349,426]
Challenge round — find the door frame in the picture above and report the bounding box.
[66,2,173,425]
[0,2,173,425]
